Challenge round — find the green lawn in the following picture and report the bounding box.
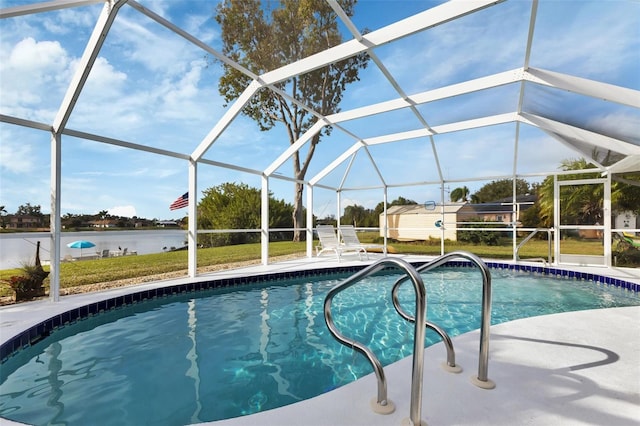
[0,242,306,297]
[0,236,632,298]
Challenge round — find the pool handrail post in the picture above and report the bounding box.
[409,251,495,388]
[324,257,427,425]
[391,282,460,371]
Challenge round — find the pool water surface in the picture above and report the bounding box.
[1,268,638,425]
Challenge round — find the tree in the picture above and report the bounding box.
[372,196,417,217]
[450,186,469,202]
[342,204,367,227]
[0,205,6,228]
[215,0,369,242]
[198,182,294,246]
[339,196,417,227]
[472,179,531,204]
[16,203,42,216]
[612,173,640,214]
[537,158,640,227]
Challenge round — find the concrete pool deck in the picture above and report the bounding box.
[1,255,639,426]
[207,306,640,426]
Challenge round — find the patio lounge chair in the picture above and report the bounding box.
[316,225,367,261]
[339,225,392,258]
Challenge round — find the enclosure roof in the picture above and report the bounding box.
[1,0,638,215]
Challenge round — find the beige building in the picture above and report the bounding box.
[380,204,464,241]
[380,196,536,241]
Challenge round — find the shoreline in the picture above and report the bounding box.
[0,254,305,306]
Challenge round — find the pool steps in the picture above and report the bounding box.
[324,252,494,426]
[324,258,427,425]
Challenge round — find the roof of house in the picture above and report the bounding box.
[385,204,465,215]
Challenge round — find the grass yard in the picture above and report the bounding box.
[0,236,631,298]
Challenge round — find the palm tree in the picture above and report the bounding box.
[535,158,640,227]
[0,205,6,229]
[450,186,470,202]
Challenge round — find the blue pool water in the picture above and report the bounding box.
[1,268,638,425]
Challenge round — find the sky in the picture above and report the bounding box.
[0,0,638,221]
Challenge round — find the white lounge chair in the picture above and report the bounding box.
[316,225,366,261]
[339,225,389,258]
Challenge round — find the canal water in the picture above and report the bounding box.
[0,230,187,270]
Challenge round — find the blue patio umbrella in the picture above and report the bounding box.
[67,240,95,257]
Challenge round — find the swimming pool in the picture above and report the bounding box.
[1,266,638,426]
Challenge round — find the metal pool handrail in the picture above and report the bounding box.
[324,257,427,425]
[391,280,460,372]
[394,251,495,389]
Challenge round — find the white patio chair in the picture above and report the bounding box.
[316,225,366,261]
[339,225,388,258]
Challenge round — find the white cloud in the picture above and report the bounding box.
[108,205,137,217]
[7,37,67,73]
[0,137,34,174]
[0,37,71,118]
[530,2,639,82]
[382,4,527,90]
[113,15,200,75]
[80,56,128,97]
[156,59,212,121]
[42,7,97,35]
[590,111,640,145]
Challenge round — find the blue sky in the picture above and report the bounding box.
[0,0,638,221]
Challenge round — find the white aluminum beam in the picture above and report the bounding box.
[309,141,363,185]
[364,128,433,146]
[187,159,197,277]
[199,158,263,176]
[520,113,640,156]
[363,146,387,187]
[313,182,339,191]
[329,68,523,124]
[52,0,126,133]
[327,0,362,42]
[607,156,640,174]
[0,0,102,18]
[361,112,517,147]
[431,112,517,134]
[63,128,190,160]
[49,132,62,302]
[127,0,256,80]
[306,186,314,257]
[0,114,51,132]
[129,2,358,164]
[338,152,358,190]
[522,0,539,70]
[525,67,640,108]
[191,80,261,161]
[261,176,269,265]
[338,184,385,192]
[260,0,503,86]
[264,121,326,176]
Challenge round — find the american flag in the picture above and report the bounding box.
[169,192,188,210]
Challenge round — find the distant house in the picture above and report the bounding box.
[380,195,536,241]
[5,214,45,229]
[458,194,537,225]
[156,220,179,227]
[89,220,117,228]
